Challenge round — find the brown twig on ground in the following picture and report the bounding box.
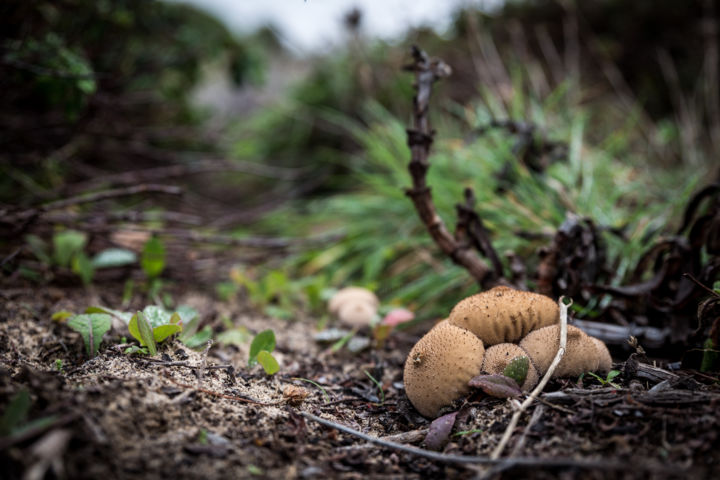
[491,297,570,459]
[404,46,504,288]
[300,411,672,474]
[4,184,182,225]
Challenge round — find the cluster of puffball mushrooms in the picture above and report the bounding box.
[404,286,613,418]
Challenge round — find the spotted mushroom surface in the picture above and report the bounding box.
[519,324,602,377]
[403,322,485,418]
[448,286,559,346]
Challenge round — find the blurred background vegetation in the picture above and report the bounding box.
[1,0,718,329]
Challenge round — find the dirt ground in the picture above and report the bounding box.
[1,283,719,479]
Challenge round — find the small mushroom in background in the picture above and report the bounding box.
[403,322,485,418]
[519,324,608,377]
[328,287,379,328]
[482,343,540,391]
[448,286,558,346]
[381,308,415,327]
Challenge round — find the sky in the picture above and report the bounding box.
[168,0,500,54]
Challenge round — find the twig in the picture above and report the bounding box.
[7,184,182,222]
[404,46,501,287]
[509,404,544,457]
[491,297,570,459]
[300,411,669,473]
[197,340,213,388]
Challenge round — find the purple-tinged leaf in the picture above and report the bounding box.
[469,374,522,398]
[424,411,458,451]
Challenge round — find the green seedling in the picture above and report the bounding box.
[363,369,385,404]
[452,429,483,437]
[586,370,622,388]
[54,359,63,372]
[293,378,330,403]
[67,313,112,357]
[0,390,57,438]
[128,308,183,355]
[249,329,279,375]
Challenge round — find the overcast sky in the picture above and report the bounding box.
[169,0,500,54]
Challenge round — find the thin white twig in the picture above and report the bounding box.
[490,297,571,459]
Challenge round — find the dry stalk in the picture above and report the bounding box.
[490,296,571,459]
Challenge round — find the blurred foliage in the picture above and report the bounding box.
[1,0,266,205]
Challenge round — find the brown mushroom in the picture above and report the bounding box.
[591,336,613,373]
[481,343,540,391]
[518,325,601,377]
[448,286,559,346]
[328,287,379,315]
[403,322,485,418]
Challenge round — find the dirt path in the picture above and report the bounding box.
[1,285,719,479]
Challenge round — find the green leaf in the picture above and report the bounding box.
[257,350,279,375]
[129,312,157,355]
[51,311,73,322]
[92,248,137,268]
[141,236,166,279]
[248,329,276,366]
[71,251,94,285]
[216,327,250,346]
[85,306,133,324]
[606,370,621,381]
[153,324,182,342]
[0,390,30,436]
[502,356,529,387]
[53,230,86,267]
[181,325,213,349]
[175,305,199,324]
[67,313,111,357]
[141,305,173,328]
[25,235,51,265]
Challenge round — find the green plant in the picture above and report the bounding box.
[67,313,112,357]
[363,369,385,405]
[54,359,63,372]
[248,329,279,375]
[586,370,622,389]
[0,390,57,438]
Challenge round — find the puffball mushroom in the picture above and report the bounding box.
[403,322,485,418]
[481,343,540,391]
[448,286,558,346]
[519,325,605,377]
[328,287,379,328]
[591,337,613,373]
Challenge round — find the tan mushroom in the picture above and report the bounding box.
[481,343,540,391]
[448,286,559,346]
[328,287,379,315]
[337,300,377,328]
[591,336,613,373]
[403,322,485,418]
[518,325,603,377]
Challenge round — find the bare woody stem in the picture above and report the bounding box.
[404,46,502,287]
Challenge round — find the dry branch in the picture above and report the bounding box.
[404,46,504,288]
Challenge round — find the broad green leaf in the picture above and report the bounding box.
[71,251,94,285]
[141,236,166,279]
[175,305,199,324]
[181,325,213,349]
[53,230,86,267]
[248,329,276,366]
[25,235,51,265]
[502,356,529,387]
[85,306,133,324]
[129,312,157,355]
[67,313,111,357]
[92,248,137,268]
[257,350,279,375]
[142,305,172,328]
[153,324,182,342]
[0,390,30,436]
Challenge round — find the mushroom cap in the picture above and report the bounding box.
[337,300,377,328]
[403,322,485,418]
[328,287,379,315]
[519,325,599,377]
[448,286,559,346]
[590,336,613,373]
[481,343,539,391]
[429,319,449,331]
